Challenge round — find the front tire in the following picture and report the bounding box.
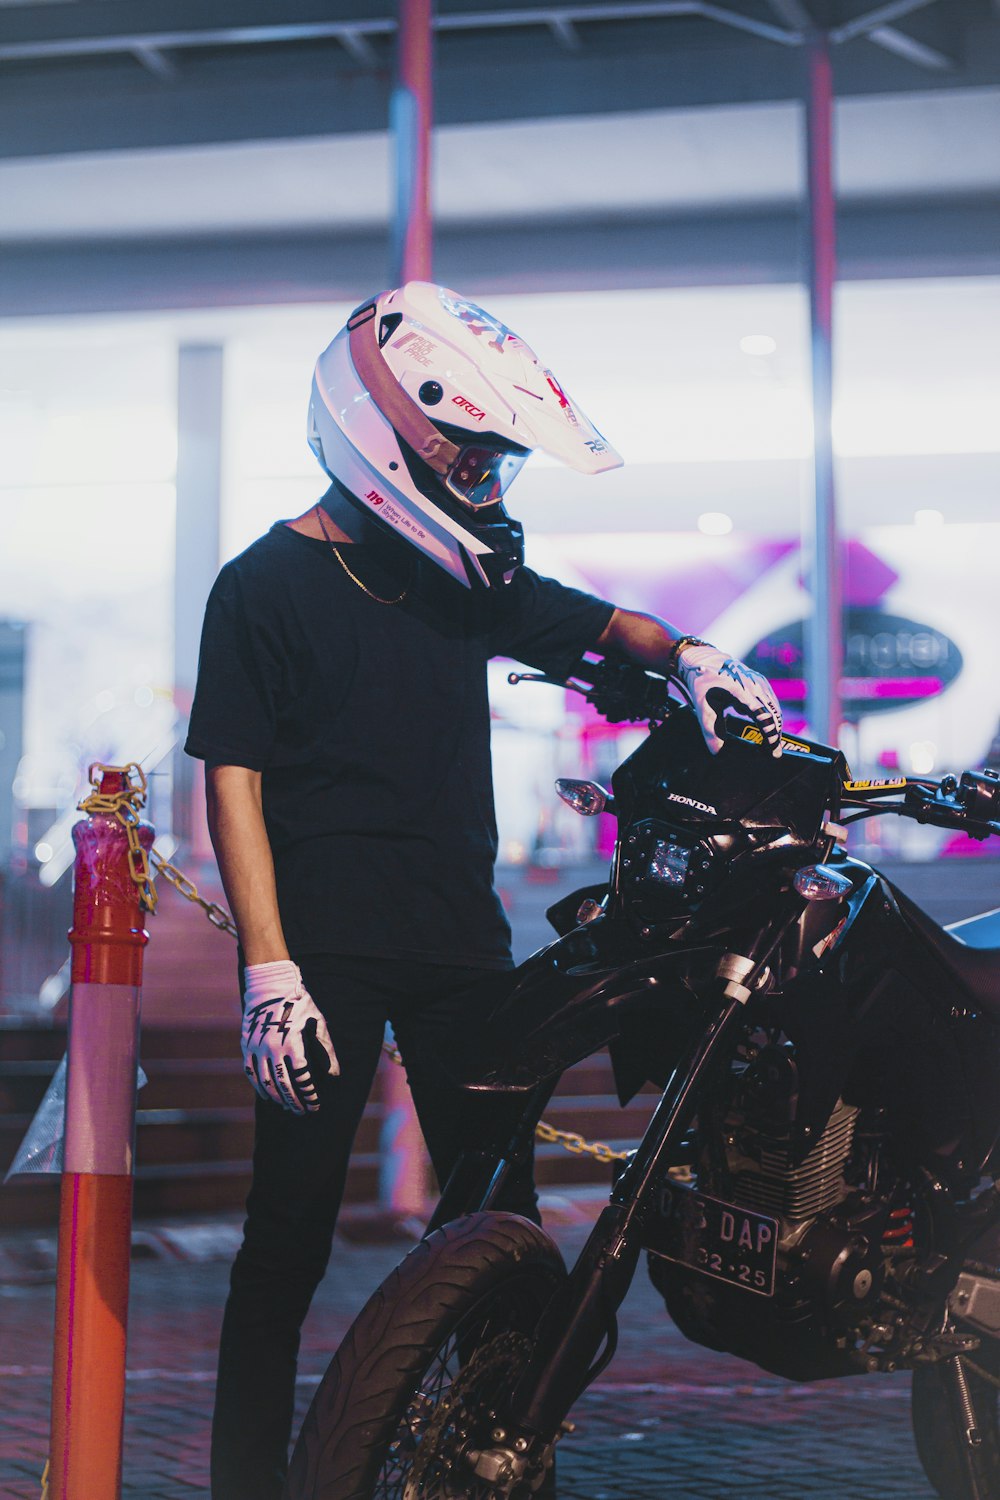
[284,1212,566,1500]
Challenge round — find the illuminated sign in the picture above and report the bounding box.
[746,608,962,720]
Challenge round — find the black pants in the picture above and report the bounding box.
[210,954,536,1500]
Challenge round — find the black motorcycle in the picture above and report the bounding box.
[285,658,1000,1500]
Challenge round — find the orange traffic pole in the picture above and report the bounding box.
[49,766,153,1500]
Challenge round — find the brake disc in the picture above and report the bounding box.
[401,1331,542,1500]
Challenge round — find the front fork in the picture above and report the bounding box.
[505,986,749,1439]
[424,1076,558,1238]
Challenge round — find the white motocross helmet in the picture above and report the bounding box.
[308,282,622,589]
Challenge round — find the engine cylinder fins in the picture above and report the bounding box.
[728,1101,860,1223]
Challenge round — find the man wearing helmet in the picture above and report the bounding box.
[185,283,783,1499]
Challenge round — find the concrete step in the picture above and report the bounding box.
[0,977,654,1227]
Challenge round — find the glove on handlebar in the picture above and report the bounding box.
[241,960,340,1113]
[673,642,783,757]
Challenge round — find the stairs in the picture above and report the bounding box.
[0,1021,649,1229]
[0,875,659,1229]
[6,856,997,1232]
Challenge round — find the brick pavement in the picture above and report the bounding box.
[1,1216,937,1500]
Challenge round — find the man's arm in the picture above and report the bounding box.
[595,607,681,667]
[205,763,339,1111]
[205,763,289,964]
[594,607,783,756]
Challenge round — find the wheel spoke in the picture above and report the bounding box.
[362,1242,562,1499]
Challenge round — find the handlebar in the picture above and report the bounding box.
[509,656,1000,842]
[902,770,1000,841]
[508,656,675,725]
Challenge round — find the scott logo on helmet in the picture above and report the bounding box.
[452,396,486,422]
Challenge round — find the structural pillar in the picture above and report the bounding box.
[803,32,842,745]
[173,343,223,861]
[377,0,435,1221]
[391,0,433,284]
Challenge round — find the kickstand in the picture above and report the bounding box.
[946,1355,989,1500]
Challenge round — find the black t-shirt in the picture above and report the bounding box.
[185,522,614,968]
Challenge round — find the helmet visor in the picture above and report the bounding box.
[444,442,530,511]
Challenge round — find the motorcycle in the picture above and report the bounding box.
[285,657,1000,1500]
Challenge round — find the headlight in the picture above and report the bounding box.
[620,819,704,908]
[647,837,692,887]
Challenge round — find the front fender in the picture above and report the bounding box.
[437,919,718,1094]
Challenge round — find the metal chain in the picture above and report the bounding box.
[77,761,158,914]
[149,849,239,938]
[74,764,626,1164]
[534,1120,630,1165]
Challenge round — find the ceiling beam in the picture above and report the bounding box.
[3,0,996,162]
[0,1,800,65]
[866,23,955,70]
[764,0,812,28]
[2,197,997,319]
[549,15,583,48]
[339,28,379,65]
[830,0,940,48]
[130,43,177,82]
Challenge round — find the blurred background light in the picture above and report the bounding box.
[909,741,938,775]
[698,512,734,536]
[739,334,778,356]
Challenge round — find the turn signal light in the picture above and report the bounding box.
[793,865,853,902]
[555,779,613,817]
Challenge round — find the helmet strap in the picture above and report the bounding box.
[348,309,461,478]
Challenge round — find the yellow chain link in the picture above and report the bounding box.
[534,1120,630,1164]
[75,763,628,1165]
[149,850,240,939]
[77,762,158,915]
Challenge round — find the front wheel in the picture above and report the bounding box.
[284,1212,567,1500]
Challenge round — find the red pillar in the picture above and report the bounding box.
[49,770,152,1500]
[391,0,433,284]
[378,0,436,1221]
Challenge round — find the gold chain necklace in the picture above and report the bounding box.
[314,504,411,606]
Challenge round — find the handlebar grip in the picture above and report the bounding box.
[580,658,673,724]
[959,770,1000,822]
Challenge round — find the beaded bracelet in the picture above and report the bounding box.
[664,634,711,677]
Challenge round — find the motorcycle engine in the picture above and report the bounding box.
[648,1044,893,1381]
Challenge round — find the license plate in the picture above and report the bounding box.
[650,1188,778,1297]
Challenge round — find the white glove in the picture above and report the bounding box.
[673,641,782,757]
[241,960,339,1113]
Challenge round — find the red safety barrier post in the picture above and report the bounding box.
[48,763,154,1500]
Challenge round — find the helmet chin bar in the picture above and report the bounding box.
[323,434,523,591]
[463,514,524,588]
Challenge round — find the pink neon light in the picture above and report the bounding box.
[857,677,944,700]
[769,677,944,703]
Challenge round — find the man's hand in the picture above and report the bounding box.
[672,641,782,757]
[241,961,340,1113]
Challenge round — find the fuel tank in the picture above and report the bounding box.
[433,914,719,1095]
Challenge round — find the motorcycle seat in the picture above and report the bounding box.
[892,886,1000,1021]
